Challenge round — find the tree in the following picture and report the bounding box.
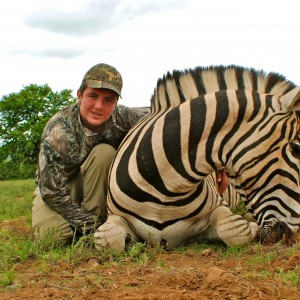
[0,84,76,179]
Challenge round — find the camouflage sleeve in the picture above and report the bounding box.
[115,105,150,130]
[38,140,102,232]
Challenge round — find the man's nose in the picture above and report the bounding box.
[94,99,104,109]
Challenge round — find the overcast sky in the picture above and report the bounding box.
[1,0,300,107]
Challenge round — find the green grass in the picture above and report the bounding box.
[0,179,165,287]
[0,180,300,290]
[0,228,35,287]
[0,227,101,287]
[0,179,35,223]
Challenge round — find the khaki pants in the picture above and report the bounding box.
[32,143,116,244]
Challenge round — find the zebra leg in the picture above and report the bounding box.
[94,215,140,252]
[209,205,259,246]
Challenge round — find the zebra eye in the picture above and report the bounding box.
[290,139,300,159]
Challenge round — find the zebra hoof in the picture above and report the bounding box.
[93,215,139,252]
[94,221,127,252]
[243,213,255,222]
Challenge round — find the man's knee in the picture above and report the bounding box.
[33,221,74,246]
[32,189,74,245]
[87,144,116,169]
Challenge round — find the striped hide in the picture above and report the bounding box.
[95,65,300,251]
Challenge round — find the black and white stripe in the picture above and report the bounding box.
[95,65,300,250]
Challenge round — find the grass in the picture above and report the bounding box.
[0,179,164,287]
[0,179,300,292]
[0,179,35,223]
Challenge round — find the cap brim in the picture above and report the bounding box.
[85,79,122,98]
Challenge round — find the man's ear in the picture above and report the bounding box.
[77,90,82,105]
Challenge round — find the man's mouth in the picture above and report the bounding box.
[91,111,103,117]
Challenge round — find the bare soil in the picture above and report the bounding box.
[1,219,300,300]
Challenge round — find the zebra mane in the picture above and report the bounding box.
[150,65,296,112]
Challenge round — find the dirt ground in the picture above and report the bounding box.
[1,219,300,300]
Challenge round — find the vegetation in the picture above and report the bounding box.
[0,179,35,222]
[0,84,75,180]
[0,180,164,288]
[0,180,300,296]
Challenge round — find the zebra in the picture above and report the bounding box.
[94,65,300,251]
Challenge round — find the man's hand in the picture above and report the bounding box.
[216,169,228,194]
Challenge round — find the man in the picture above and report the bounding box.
[32,63,150,244]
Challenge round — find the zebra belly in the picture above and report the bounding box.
[131,217,211,249]
[107,204,214,249]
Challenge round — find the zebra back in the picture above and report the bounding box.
[151,65,296,112]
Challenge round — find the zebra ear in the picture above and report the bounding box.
[280,86,300,111]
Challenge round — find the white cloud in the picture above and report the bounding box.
[25,0,122,37]
[24,0,189,37]
[0,0,300,107]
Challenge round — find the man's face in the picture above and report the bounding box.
[77,87,118,132]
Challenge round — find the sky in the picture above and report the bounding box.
[1,0,300,107]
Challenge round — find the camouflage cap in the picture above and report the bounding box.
[82,63,123,98]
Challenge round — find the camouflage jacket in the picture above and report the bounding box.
[37,103,150,231]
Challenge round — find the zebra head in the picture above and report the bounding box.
[236,85,300,244]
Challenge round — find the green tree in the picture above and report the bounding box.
[0,84,76,180]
